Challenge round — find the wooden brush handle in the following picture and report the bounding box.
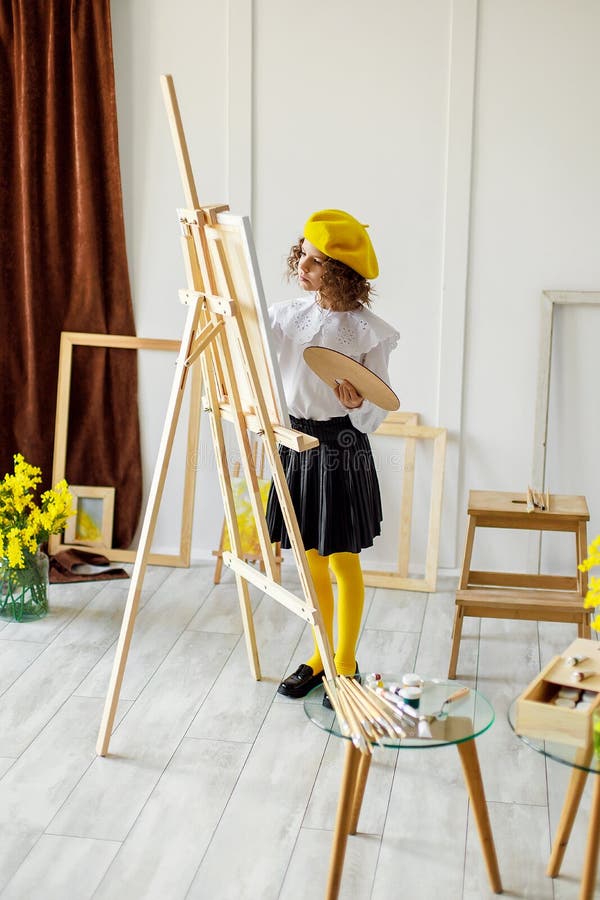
[445,686,470,704]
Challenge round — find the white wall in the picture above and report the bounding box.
[463,0,600,573]
[111,0,229,555]
[111,0,600,574]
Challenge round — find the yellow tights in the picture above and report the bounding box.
[304,548,364,677]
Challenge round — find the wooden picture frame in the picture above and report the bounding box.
[533,290,600,490]
[529,290,600,572]
[48,331,195,566]
[64,485,115,548]
[362,411,447,592]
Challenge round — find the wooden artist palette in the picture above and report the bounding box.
[303,346,400,411]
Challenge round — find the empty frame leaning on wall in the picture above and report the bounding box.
[530,290,600,572]
[532,290,600,491]
[49,332,191,566]
[363,411,447,592]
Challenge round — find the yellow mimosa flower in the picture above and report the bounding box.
[6,531,24,568]
[580,537,600,630]
[0,454,74,569]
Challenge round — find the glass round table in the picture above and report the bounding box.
[508,698,600,900]
[304,676,501,900]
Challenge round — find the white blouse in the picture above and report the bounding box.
[268,295,400,434]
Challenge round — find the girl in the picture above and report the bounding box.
[266,209,399,699]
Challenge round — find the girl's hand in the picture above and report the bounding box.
[334,379,364,409]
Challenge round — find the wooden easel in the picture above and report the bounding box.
[96,75,336,756]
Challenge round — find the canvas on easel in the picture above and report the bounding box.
[96,75,336,756]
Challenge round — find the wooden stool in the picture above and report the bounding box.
[448,491,591,679]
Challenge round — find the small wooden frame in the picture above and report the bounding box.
[362,412,447,592]
[48,332,192,567]
[64,485,115,548]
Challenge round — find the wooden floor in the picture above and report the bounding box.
[0,560,599,899]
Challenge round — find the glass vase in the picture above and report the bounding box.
[0,549,49,621]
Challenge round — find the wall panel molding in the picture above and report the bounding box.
[226,0,253,216]
[437,0,479,566]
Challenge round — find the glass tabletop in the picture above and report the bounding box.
[303,676,494,749]
[507,699,600,774]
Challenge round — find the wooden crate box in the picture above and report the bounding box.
[516,638,600,748]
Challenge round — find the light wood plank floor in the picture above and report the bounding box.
[0,561,599,899]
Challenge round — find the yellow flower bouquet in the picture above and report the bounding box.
[0,453,74,621]
[579,535,600,631]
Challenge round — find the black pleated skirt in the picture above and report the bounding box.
[266,415,383,557]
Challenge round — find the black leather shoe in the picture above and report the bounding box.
[323,663,361,708]
[278,664,324,699]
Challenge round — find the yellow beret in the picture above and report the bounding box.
[303,209,379,279]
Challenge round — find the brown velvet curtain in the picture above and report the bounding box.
[0,0,142,548]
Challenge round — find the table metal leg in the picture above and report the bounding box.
[579,773,600,900]
[325,741,364,900]
[457,738,502,893]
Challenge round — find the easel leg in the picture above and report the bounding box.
[457,739,502,893]
[212,522,226,584]
[96,301,202,756]
[235,572,261,680]
[326,741,363,900]
[348,751,372,834]
[213,555,224,584]
[548,751,591,876]
[579,774,600,900]
[96,573,145,756]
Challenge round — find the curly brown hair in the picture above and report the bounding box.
[287,238,374,311]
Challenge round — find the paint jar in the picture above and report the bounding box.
[400,686,421,709]
[593,709,600,758]
[557,687,580,702]
[402,673,424,689]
